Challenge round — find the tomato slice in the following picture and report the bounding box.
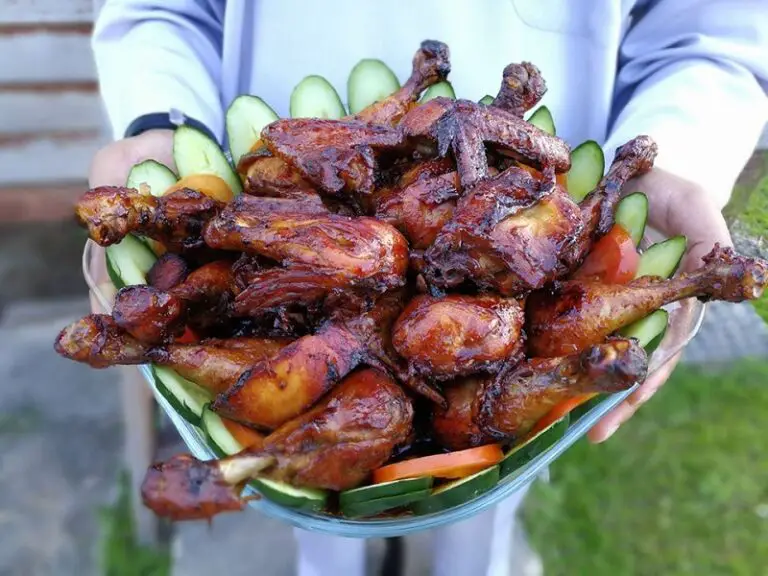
[573,224,639,284]
[529,393,597,437]
[222,418,264,450]
[372,444,504,484]
[175,326,200,344]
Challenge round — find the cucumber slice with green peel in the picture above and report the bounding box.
[615,192,649,245]
[105,234,157,289]
[500,416,570,477]
[635,236,687,279]
[173,125,242,196]
[341,489,432,518]
[340,476,433,507]
[527,106,556,136]
[567,141,605,202]
[290,75,346,119]
[420,81,455,102]
[478,94,494,105]
[226,95,279,165]
[125,160,177,197]
[619,309,669,352]
[347,59,401,115]
[152,366,212,427]
[411,465,500,515]
[250,478,328,512]
[201,404,244,457]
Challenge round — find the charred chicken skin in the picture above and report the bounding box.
[490,62,547,117]
[526,245,768,357]
[142,368,413,521]
[392,294,525,380]
[75,186,221,252]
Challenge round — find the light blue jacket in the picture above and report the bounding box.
[92,0,768,208]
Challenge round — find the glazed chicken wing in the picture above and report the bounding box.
[430,376,493,450]
[146,253,190,291]
[237,150,325,205]
[399,98,571,190]
[53,314,289,393]
[526,245,768,357]
[75,186,221,251]
[392,294,525,380]
[424,165,582,295]
[141,368,413,521]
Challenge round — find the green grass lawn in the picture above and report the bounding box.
[523,360,768,576]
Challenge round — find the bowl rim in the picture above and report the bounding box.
[82,239,706,538]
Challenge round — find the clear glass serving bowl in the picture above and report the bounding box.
[83,239,706,538]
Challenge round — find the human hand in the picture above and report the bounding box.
[86,129,175,313]
[587,168,733,443]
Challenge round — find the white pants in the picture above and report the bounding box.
[293,483,530,576]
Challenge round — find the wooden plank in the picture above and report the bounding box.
[0,91,104,134]
[0,31,95,83]
[0,182,85,223]
[0,133,107,185]
[0,0,94,24]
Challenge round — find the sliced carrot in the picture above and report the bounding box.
[372,444,504,484]
[573,224,639,284]
[530,393,597,437]
[222,418,264,450]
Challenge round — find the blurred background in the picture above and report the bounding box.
[0,2,767,575]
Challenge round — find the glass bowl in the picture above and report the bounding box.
[83,239,706,538]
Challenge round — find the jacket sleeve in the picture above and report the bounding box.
[92,0,225,142]
[602,0,768,209]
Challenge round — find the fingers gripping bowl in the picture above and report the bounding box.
[62,40,763,538]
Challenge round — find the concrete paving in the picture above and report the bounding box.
[0,294,764,576]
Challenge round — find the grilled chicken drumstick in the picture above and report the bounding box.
[527,245,768,357]
[490,62,547,117]
[142,368,414,521]
[75,186,221,251]
[392,294,525,379]
[53,314,289,393]
[431,338,647,450]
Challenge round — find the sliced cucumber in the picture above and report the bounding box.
[527,106,556,136]
[126,160,177,197]
[226,95,279,165]
[251,478,328,512]
[635,236,687,279]
[567,141,605,202]
[105,234,157,289]
[152,366,212,426]
[420,81,455,102]
[201,404,245,457]
[620,309,669,353]
[342,489,431,518]
[347,59,400,115]
[478,94,494,106]
[290,75,346,119]
[615,192,649,246]
[340,476,433,507]
[500,416,570,478]
[411,465,500,515]
[173,125,242,196]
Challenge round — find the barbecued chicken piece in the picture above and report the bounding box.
[261,118,405,198]
[237,149,325,203]
[141,368,414,521]
[211,290,407,429]
[399,97,571,190]
[355,39,450,126]
[430,376,494,451]
[567,136,657,264]
[146,253,190,291]
[478,338,647,442]
[392,294,525,380]
[53,314,289,393]
[424,165,582,295]
[490,62,547,117]
[527,245,768,357]
[372,158,459,249]
[111,260,239,344]
[75,186,221,251]
[204,197,409,312]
